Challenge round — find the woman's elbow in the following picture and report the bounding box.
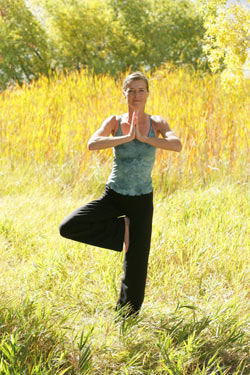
[176,140,182,152]
[87,140,95,151]
[171,139,182,152]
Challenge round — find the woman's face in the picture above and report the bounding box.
[123,79,149,111]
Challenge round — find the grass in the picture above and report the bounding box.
[0,162,249,374]
[1,66,250,186]
[0,66,250,373]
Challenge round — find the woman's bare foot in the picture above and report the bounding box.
[124,217,130,253]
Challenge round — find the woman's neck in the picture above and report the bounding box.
[127,109,147,123]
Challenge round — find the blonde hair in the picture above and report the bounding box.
[123,71,149,92]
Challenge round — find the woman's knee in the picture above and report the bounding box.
[59,219,72,239]
[59,222,66,238]
[59,214,90,240]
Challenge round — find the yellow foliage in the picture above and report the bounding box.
[202,1,250,89]
[0,66,249,188]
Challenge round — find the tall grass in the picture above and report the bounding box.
[1,66,249,191]
[0,67,250,374]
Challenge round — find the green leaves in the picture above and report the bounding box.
[0,298,94,374]
[2,0,248,92]
[41,0,110,73]
[199,0,250,89]
[106,0,206,73]
[0,0,207,88]
[0,0,51,89]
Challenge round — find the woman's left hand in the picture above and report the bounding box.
[134,111,146,143]
[135,125,145,142]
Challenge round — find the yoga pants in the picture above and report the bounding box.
[59,185,153,314]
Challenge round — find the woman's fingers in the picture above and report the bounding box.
[132,110,138,126]
[128,112,136,139]
[135,123,143,141]
[129,123,135,139]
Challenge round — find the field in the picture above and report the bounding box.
[0,67,250,374]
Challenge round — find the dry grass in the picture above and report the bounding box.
[0,67,249,374]
[1,66,249,190]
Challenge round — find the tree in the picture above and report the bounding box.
[33,0,207,75]
[107,0,206,73]
[38,0,111,73]
[198,0,250,87]
[0,0,208,87]
[0,0,51,89]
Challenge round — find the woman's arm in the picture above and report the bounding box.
[136,115,182,152]
[88,115,135,150]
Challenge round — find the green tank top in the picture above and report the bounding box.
[107,116,156,196]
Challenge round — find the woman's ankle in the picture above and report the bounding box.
[124,217,130,253]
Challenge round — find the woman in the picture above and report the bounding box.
[59,71,182,316]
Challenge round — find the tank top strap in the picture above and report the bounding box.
[115,117,122,136]
[149,116,155,137]
[116,115,154,137]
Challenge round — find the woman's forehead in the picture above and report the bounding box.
[126,80,147,89]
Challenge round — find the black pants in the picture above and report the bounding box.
[59,185,154,314]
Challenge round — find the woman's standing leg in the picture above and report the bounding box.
[116,192,154,314]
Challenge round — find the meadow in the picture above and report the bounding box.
[0,67,250,374]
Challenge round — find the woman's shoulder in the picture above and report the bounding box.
[102,114,119,129]
[112,113,129,134]
[103,114,126,135]
[151,115,170,131]
[105,114,127,123]
[103,114,119,124]
[150,115,166,124]
[118,113,129,123]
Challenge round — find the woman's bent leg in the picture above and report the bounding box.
[59,187,125,252]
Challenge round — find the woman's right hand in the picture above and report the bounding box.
[88,114,136,151]
[128,111,137,141]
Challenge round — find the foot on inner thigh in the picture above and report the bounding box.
[124,217,130,253]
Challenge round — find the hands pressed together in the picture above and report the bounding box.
[88,110,182,152]
[126,111,146,143]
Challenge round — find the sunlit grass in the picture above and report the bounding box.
[0,163,249,374]
[0,66,249,190]
[0,67,250,373]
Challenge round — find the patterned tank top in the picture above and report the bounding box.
[107,116,156,196]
